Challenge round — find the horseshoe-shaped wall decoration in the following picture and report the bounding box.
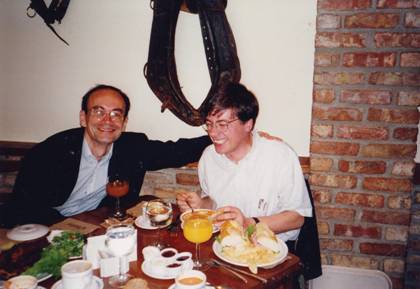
[144,0,241,126]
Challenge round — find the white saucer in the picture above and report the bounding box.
[7,224,49,241]
[141,260,193,280]
[135,215,171,230]
[168,284,214,289]
[51,276,103,289]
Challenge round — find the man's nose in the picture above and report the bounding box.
[101,112,113,122]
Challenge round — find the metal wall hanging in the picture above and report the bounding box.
[144,0,241,126]
[27,0,71,45]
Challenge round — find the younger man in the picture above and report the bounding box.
[177,82,312,242]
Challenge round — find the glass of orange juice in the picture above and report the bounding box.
[183,216,213,269]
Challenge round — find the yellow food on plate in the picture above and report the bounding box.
[255,222,282,253]
[219,220,246,247]
[217,220,281,273]
[221,242,279,273]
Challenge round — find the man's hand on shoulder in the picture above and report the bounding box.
[258,131,283,142]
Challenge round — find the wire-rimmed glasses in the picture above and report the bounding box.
[202,118,239,133]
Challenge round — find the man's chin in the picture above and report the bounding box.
[214,145,227,155]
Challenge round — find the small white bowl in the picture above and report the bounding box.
[5,275,38,289]
[160,247,178,261]
[175,270,206,289]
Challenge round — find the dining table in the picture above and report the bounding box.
[33,195,302,289]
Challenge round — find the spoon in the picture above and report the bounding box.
[186,199,194,213]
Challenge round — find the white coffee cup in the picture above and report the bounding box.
[175,270,206,289]
[61,260,93,289]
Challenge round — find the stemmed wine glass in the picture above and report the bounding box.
[182,215,213,269]
[105,224,136,288]
[145,199,173,249]
[106,176,129,219]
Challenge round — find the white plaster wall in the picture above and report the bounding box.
[0,0,316,156]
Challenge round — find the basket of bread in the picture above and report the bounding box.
[212,220,288,273]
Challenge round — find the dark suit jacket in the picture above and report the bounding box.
[1,128,210,227]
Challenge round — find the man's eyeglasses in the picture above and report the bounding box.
[88,107,124,122]
[202,118,239,132]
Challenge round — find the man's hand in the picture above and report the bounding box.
[215,206,247,227]
[258,131,283,142]
[176,191,202,212]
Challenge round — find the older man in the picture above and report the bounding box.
[1,84,210,227]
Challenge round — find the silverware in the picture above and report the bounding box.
[210,261,248,283]
[186,200,194,213]
[211,258,268,283]
[209,259,247,283]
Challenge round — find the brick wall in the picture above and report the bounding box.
[313,1,420,288]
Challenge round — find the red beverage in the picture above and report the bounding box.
[106,180,129,198]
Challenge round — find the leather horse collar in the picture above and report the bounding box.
[144,0,241,126]
[27,0,71,45]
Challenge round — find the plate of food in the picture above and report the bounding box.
[212,220,288,273]
[180,209,221,233]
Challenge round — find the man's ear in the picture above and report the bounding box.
[122,117,128,131]
[245,119,254,132]
[80,110,87,127]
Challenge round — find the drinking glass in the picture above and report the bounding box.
[106,176,129,219]
[105,224,136,288]
[145,199,173,249]
[182,216,213,269]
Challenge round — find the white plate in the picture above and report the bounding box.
[7,224,49,242]
[212,238,288,269]
[141,259,193,280]
[134,215,171,230]
[180,209,220,233]
[51,276,103,289]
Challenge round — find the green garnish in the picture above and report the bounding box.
[24,231,85,278]
[215,235,221,243]
[246,224,256,238]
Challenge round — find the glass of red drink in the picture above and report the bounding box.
[106,176,129,219]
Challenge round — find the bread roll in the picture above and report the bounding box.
[255,223,280,252]
[219,221,245,247]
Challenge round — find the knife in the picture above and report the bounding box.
[211,261,248,283]
[211,258,268,283]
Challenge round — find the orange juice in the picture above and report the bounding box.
[183,218,213,244]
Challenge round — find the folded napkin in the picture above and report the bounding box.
[50,218,100,235]
[84,234,137,277]
[100,217,134,229]
[126,201,148,217]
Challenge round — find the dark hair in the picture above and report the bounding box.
[81,84,131,117]
[202,82,259,127]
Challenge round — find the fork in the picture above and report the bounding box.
[208,259,248,283]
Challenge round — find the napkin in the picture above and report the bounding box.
[84,234,137,277]
[100,217,134,229]
[126,201,148,217]
[50,218,100,235]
